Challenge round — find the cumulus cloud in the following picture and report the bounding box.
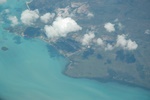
[96,38,104,46]
[40,13,55,23]
[116,34,138,50]
[87,12,94,18]
[82,32,95,46]
[8,16,19,26]
[105,43,114,51]
[20,9,39,26]
[44,17,82,39]
[104,22,115,32]
[0,0,6,4]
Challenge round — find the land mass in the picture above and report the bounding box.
[8,0,150,90]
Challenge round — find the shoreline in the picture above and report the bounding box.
[63,65,150,91]
[8,0,150,92]
[7,25,150,91]
[14,30,150,91]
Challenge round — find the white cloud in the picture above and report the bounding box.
[0,0,6,4]
[105,43,114,51]
[96,38,104,46]
[40,13,55,23]
[145,29,150,34]
[8,16,19,27]
[44,17,82,40]
[82,32,95,46]
[20,9,39,26]
[126,39,138,50]
[87,12,94,18]
[104,22,115,32]
[116,34,138,50]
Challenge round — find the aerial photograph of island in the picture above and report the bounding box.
[0,0,150,100]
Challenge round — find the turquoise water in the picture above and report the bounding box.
[0,0,150,100]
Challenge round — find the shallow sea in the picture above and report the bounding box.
[0,0,150,100]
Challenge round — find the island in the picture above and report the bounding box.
[6,0,150,90]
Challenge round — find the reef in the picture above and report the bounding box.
[1,47,8,51]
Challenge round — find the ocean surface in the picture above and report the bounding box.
[0,0,150,100]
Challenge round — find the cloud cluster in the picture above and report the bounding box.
[82,32,95,46]
[81,32,138,51]
[8,16,19,26]
[104,22,115,32]
[0,0,6,4]
[40,13,55,23]
[18,7,138,51]
[116,34,138,50]
[21,9,39,26]
[44,17,82,39]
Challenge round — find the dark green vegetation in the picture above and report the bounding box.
[65,48,150,89]
[53,38,81,53]
[24,27,42,38]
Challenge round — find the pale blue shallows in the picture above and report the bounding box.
[0,0,150,100]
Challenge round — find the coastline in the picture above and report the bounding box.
[10,0,150,92]
[7,22,150,91]
[63,63,150,91]
[12,29,150,91]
